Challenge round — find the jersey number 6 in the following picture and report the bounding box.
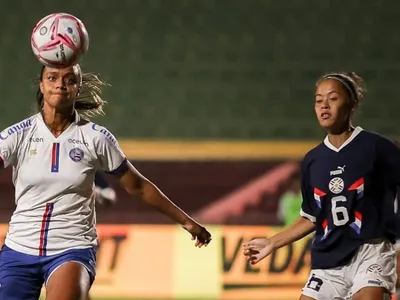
[331,195,349,226]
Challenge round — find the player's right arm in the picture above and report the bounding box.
[243,217,314,264]
[0,126,19,168]
[243,157,316,264]
[266,216,315,250]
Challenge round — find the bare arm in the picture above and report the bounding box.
[243,216,315,264]
[118,161,194,226]
[269,216,315,250]
[117,161,211,246]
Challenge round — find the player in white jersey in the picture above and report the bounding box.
[0,64,211,300]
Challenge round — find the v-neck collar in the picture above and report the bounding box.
[323,126,363,153]
[37,111,80,139]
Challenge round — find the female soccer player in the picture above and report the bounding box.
[243,72,398,300]
[0,64,211,300]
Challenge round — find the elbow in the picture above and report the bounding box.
[124,185,138,197]
[303,218,316,232]
[125,179,156,202]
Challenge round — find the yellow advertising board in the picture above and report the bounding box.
[93,225,176,298]
[0,224,312,299]
[220,226,312,300]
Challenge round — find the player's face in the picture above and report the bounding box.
[40,66,81,110]
[315,79,354,132]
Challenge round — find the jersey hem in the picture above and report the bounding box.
[4,238,95,257]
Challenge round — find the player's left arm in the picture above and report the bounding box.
[117,162,197,225]
[376,136,400,185]
[118,161,211,246]
[94,125,211,247]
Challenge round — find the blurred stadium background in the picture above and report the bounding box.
[1,0,399,299]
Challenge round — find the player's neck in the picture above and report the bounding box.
[41,106,75,137]
[327,127,354,149]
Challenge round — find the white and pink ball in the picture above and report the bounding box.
[31,13,89,67]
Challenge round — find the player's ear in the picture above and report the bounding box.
[39,81,44,94]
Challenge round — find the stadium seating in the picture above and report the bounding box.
[0,0,398,139]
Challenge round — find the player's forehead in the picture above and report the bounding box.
[315,79,345,97]
[43,65,81,77]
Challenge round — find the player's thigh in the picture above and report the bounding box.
[44,247,96,300]
[352,286,391,300]
[0,245,43,300]
[301,269,350,300]
[46,261,91,300]
[396,249,400,287]
[352,241,397,296]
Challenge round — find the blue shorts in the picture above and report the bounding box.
[0,244,96,300]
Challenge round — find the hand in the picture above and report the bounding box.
[183,222,212,248]
[243,238,274,265]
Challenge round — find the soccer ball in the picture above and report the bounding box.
[31,13,89,67]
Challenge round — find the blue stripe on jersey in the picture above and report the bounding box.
[51,143,60,173]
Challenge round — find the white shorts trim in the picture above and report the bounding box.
[302,241,397,299]
[45,261,92,286]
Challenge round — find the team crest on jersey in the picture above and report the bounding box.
[69,148,84,162]
[366,264,383,275]
[329,177,344,194]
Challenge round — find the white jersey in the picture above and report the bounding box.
[0,112,127,256]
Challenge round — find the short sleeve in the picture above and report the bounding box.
[92,124,128,175]
[0,127,19,168]
[299,158,317,223]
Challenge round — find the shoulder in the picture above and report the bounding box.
[361,130,400,160]
[359,129,390,144]
[80,121,119,147]
[0,114,38,141]
[357,130,395,155]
